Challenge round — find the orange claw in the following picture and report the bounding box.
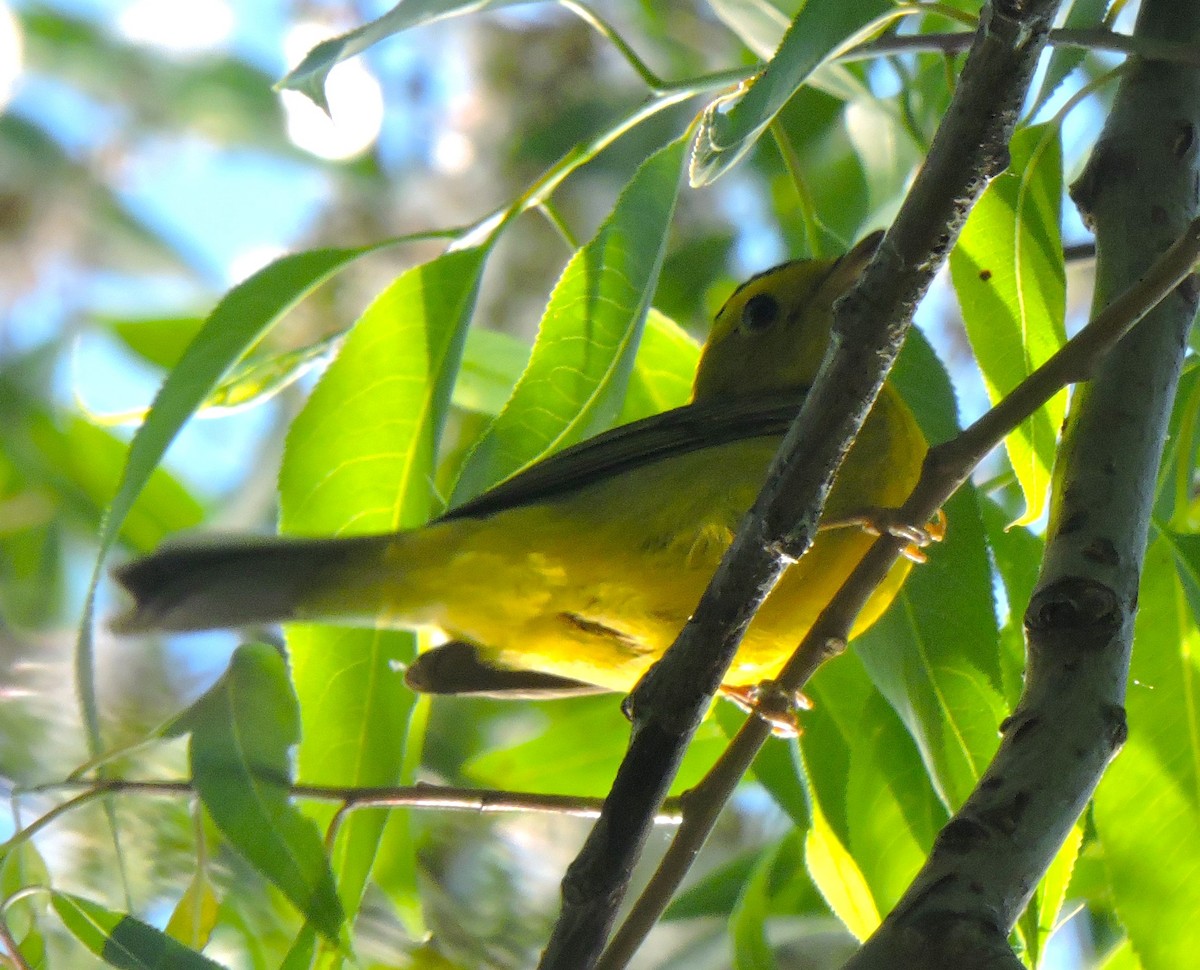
[720,681,813,738]
[822,506,947,562]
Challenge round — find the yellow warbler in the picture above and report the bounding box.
[114,232,928,702]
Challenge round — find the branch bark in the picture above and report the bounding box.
[537,2,1064,967]
[843,0,1200,965]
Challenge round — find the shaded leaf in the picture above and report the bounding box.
[1029,0,1112,116]
[168,644,344,942]
[618,309,701,423]
[857,329,1004,809]
[466,694,727,797]
[51,892,226,969]
[1027,824,1084,968]
[708,0,790,59]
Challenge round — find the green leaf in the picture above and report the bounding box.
[729,835,794,970]
[102,244,393,553]
[51,892,227,969]
[451,137,689,502]
[1029,0,1112,116]
[168,644,344,942]
[465,695,727,797]
[802,654,938,911]
[691,0,894,185]
[278,0,534,110]
[81,242,397,760]
[165,872,220,952]
[842,690,937,910]
[1027,824,1083,968]
[618,309,701,423]
[95,317,343,422]
[708,0,790,59]
[801,750,880,942]
[106,315,205,370]
[1154,362,1200,526]
[280,247,488,531]
[949,123,1067,526]
[448,305,696,423]
[1164,529,1200,623]
[28,416,202,554]
[979,497,1044,704]
[1094,537,1200,969]
[0,842,50,943]
[280,247,487,930]
[453,328,532,416]
[857,330,1005,810]
[665,853,766,921]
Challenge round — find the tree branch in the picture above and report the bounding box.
[537,2,1065,967]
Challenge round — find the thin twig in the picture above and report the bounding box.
[9,778,682,832]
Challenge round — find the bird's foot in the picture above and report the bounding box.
[822,507,947,562]
[720,681,812,738]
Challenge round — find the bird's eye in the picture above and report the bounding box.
[741,293,780,332]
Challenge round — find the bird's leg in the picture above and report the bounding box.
[719,681,813,738]
[820,507,947,562]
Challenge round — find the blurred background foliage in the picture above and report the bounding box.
[0,0,1184,968]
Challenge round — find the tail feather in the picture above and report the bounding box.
[111,534,392,633]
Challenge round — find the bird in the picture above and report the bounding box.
[112,231,930,708]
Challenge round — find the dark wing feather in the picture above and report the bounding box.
[442,390,808,522]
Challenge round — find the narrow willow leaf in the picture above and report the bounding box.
[107,315,205,369]
[87,323,342,425]
[1153,362,1200,526]
[1029,0,1112,116]
[691,0,893,185]
[280,246,487,532]
[101,244,391,552]
[801,655,937,911]
[278,0,533,110]
[1029,824,1084,968]
[1094,538,1200,969]
[856,330,1004,810]
[618,309,701,423]
[454,328,532,416]
[165,872,220,952]
[465,695,727,797]
[802,760,880,942]
[81,242,393,759]
[28,415,202,554]
[729,835,792,970]
[51,892,226,969]
[167,644,344,942]
[451,137,689,502]
[950,123,1067,526]
[708,0,789,59]
[280,247,487,927]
